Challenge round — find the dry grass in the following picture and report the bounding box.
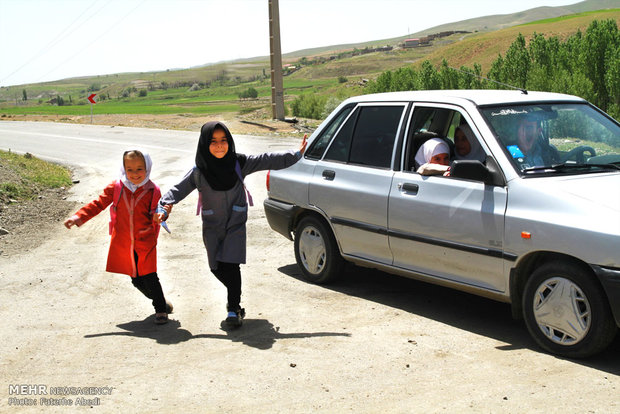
[422,10,620,72]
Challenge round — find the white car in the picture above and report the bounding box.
[265,90,620,358]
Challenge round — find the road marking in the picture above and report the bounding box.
[0,128,193,153]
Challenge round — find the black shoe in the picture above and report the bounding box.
[225,308,245,327]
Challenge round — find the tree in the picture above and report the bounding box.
[238,87,258,100]
[22,89,27,101]
[502,33,530,89]
[580,19,619,112]
[438,60,459,89]
[605,43,620,119]
[419,60,440,90]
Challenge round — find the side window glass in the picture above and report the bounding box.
[349,106,404,168]
[324,108,357,162]
[407,107,457,171]
[306,106,353,159]
[451,117,487,165]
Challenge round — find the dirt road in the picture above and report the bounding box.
[0,122,618,413]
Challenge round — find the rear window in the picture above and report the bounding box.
[324,104,405,168]
[306,106,354,160]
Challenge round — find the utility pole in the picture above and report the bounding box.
[268,0,285,120]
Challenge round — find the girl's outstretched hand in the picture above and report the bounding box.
[299,134,308,154]
[154,204,173,224]
[64,218,76,229]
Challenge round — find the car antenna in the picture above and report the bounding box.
[448,66,528,95]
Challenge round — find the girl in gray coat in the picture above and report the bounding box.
[156,121,306,327]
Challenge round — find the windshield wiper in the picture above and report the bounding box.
[523,163,620,174]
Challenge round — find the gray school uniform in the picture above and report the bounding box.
[160,150,301,270]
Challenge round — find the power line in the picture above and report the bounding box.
[448,66,528,94]
[0,0,109,85]
[36,0,148,83]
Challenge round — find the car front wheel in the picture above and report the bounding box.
[522,261,617,358]
[294,215,343,284]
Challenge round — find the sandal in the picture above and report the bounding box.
[154,313,169,325]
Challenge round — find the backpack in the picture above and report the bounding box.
[109,180,161,236]
[193,161,253,215]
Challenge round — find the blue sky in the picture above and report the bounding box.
[0,0,582,86]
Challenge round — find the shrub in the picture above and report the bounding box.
[291,94,327,119]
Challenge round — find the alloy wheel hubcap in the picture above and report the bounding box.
[298,225,326,274]
[532,277,591,345]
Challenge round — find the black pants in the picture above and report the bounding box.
[131,251,167,313]
[211,262,241,311]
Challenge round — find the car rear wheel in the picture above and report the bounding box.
[522,261,617,358]
[294,215,343,284]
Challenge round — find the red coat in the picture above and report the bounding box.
[73,181,159,277]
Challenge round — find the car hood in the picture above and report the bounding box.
[539,172,620,212]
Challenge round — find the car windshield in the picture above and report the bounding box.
[480,103,620,175]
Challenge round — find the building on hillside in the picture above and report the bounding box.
[403,38,420,48]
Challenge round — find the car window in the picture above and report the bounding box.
[480,103,620,175]
[324,107,357,162]
[406,106,459,171]
[324,105,404,168]
[306,105,354,160]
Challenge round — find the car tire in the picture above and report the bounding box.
[294,215,343,284]
[522,261,617,358]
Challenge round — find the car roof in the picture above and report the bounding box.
[344,89,586,106]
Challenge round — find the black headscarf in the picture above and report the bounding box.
[195,121,246,191]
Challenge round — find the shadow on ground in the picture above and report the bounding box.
[277,262,620,375]
[84,315,349,350]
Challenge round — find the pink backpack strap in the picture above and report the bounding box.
[109,180,124,235]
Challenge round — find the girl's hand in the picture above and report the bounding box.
[153,204,173,224]
[64,218,76,229]
[299,134,308,154]
[153,213,166,224]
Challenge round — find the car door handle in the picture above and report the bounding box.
[399,183,419,194]
[322,170,336,180]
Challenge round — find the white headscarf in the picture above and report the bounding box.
[414,138,450,167]
[455,124,486,163]
[120,149,153,193]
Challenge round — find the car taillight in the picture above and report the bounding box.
[266,170,271,191]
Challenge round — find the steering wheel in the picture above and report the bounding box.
[560,146,596,163]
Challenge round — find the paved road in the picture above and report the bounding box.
[0,121,619,413]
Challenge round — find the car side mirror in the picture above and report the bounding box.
[451,160,490,182]
[451,158,505,186]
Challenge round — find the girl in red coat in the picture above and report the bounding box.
[64,150,172,324]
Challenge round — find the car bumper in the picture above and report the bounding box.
[592,264,620,328]
[264,198,299,241]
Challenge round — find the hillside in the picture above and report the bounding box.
[0,0,617,119]
[280,0,616,58]
[423,8,620,72]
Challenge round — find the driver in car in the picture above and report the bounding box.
[508,115,556,168]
